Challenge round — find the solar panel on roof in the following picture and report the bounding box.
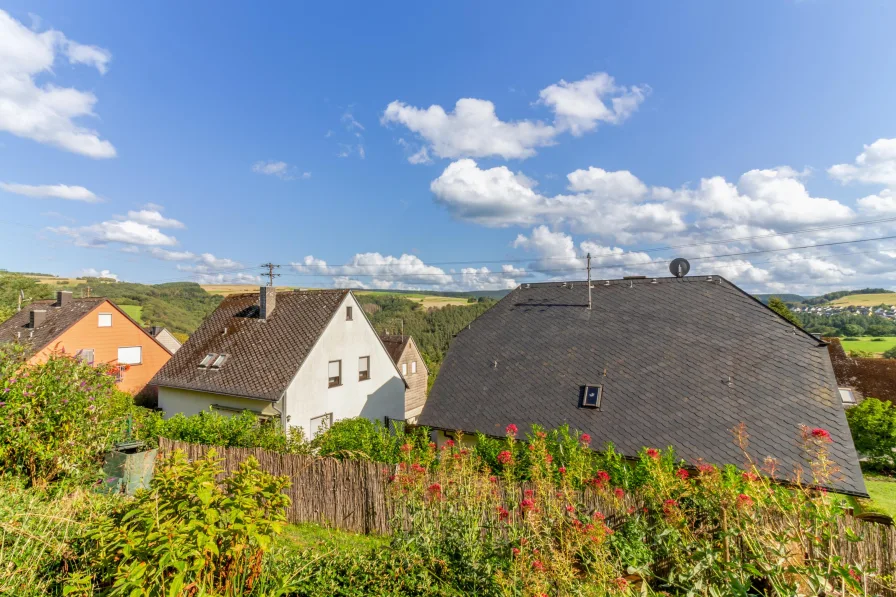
[582,385,602,409]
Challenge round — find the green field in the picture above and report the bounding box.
[119,304,144,324]
[829,293,896,307]
[861,476,896,517]
[839,336,896,356]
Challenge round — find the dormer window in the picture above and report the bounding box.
[199,353,216,368]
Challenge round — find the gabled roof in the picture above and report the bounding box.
[419,276,866,496]
[0,297,106,354]
[827,338,896,403]
[151,290,350,401]
[380,334,411,364]
[0,297,170,357]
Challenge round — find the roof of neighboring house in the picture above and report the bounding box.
[419,276,867,497]
[0,296,170,357]
[827,338,896,403]
[380,334,411,364]
[151,290,351,401]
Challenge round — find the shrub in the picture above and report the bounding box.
[311,417,428,463]
[138,408,310,454]
[843,336,860,341]
[848,349,874,358]
[83,449,290,595]
[884,346,896,359]
[0,345,134,485]
[846,397,896,470]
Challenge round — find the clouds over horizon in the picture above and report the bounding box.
[0,182,100,202]
[0,9,116,158]
[382,72,647,162]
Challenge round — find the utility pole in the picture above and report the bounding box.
[86,286,91,298]
[586,253,592,311]
[17,290,23,312]
[261,263,281,287]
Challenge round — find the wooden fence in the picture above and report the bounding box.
[159,438,896,592]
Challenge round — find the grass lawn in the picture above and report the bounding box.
[830,293,896,308]
[863,476,896,517]
[839,336,896,356]
[276,523,388,555]
[119,304,144,324]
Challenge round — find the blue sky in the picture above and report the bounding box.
[1,1,895,294]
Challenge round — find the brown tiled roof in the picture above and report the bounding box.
[827,338,896,403]
[380,334,410,364]
[0,297,106,355]
[419,276,866,497]
[151,290,349,401]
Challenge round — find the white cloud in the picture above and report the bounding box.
[147,247,196,261]
[538,72,648,135]
[191,272,260,285]
[79,268,118,280]
[382,72,646,162]
[53,219,178,247]
[252,160,305,180]
[829,138,896,187]
[857,189,896,214]
[122,209,185,229]
[0,182,99,202]
[0,10,115,158]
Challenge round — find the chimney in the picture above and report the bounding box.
[260,286,276,321]
[30,309,47,328]
[56,291,72,307]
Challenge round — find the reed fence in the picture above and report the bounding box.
[158,438,896,592]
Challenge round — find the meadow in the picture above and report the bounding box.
[830,293,896,307]
[840,336,896,355]
[118,304,144,324]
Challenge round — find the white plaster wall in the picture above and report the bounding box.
[283,293,405,439]
[158,386,278,417]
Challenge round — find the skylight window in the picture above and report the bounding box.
[210,354,229,369]
[582,385,602,409]
[199,353,217,368]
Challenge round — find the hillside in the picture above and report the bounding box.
[753,293,807,305]
[828,293,896,307]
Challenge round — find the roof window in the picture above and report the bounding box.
[210,354,229,369]
[199,353,217,368]
[582,385,602,409]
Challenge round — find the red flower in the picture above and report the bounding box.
[810,427,832,442]
[527,444,535,451]
[497,506,510,520]
[580,433,592,445]
[849,569,861,582]
[520,498,536,512]
[615,577,629,591]
[736,493,754,509]
[697,463,715,474]
[662,499,677,515]
[593,511,605,521]
[400,443,413,453]
[427,483,442,495]
[532,560,544,571]
[742,471,759,482]
[566,504,575,513]
[444,439,455,447]
[428,442,436,450]
[614,487,625,499]
[511,547,520,556]
[646,448,660,459]
[545,454,553,464]
[676,468,689,480]
[489,475,498,483]
[505,423,518,436]
[497,450,513,465]
[524,489,534,498]
[592,470,610,487]
[558,466,567,475]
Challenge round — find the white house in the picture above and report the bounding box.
[150,287,406,438]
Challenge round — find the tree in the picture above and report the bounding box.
[843,323,865,337]
[846,397,896,470]
[768,296,801,327]
[0,274,52,321]
[884,346,896,360]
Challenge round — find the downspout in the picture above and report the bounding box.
[272,390,287,431]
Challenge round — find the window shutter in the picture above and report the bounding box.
[117,346,142,364]
[328,361,341,377]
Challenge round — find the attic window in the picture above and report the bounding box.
[582,385,602,409]
[199,353,217,368]
[210,354,229,369]
[839,388,857,405]
[346,306,353,321]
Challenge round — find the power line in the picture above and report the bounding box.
[261,262,281,286]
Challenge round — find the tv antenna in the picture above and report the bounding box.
[261,263,281,287]
[669,258,690,278]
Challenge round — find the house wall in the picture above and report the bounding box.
[158,386,279,418]
[153,329,183,354]
[31,300,171,395]
[398,339,428,421]
[283,293,405,440]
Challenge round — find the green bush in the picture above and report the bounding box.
[884,346,896,359]
[843,336,860,341]
[311,417,428,463]
[138,409,310,454]
[0,345,134,485]
[848,349,874,358]
[846,397,896,470]
[83,449,290,596]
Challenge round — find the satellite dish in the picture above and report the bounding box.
[670,258,690,278]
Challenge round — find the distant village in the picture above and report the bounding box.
[792,304,896,320]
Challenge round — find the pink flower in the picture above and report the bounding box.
[545,454,553,464]
[497,506,510,520]
[566,504,575,513]
[676,468,689,480]
[497,450,513,465]
[580,433,592,445]
[511,547,520,556]
[444,439,455,447]
[646,448,660,459]
[614,487,625,499]
[592,470,610,487]
[532,560,544,571]
[811,427,832,442]
[489,475,498,483]
[662,499,677,515]
[742,471,759,482]
[615,577,629,591]
[558,466,567,475]
[736,493,754,509]
[505,423,518,436]
[427,483,442,496]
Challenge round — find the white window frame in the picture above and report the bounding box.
[401,362,408,376]
[117,346,143,365]
[98,313,113,327]
[76,348,95,365]
[199,353,216,368]
[328,360,342,388]
[359,356,370,381]
[411,361,417,374]
[346,306,353,321]
[839,387,857,405]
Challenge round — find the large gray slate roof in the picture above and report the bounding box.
[419,276,867,496]
[151,290,348,401]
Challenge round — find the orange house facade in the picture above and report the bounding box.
[0,291,172,395]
